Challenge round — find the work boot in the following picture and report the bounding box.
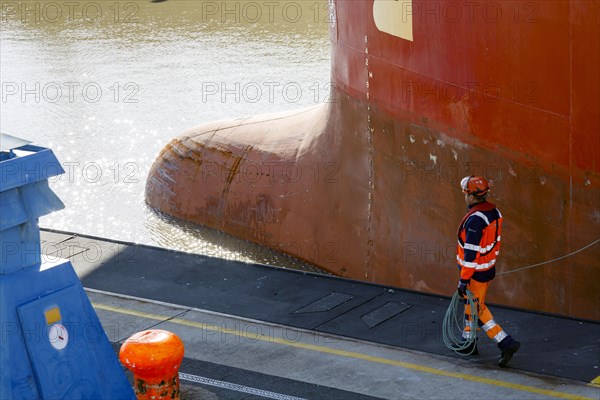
[497,336,520,367]
[455,338,478,355]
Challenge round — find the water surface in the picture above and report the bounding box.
[1,0,331,270]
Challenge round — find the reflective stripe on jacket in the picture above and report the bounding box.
[457,201,502,282]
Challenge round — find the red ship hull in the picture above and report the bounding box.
[147,1,600,320]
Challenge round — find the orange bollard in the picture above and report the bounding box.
[119,329,185,400]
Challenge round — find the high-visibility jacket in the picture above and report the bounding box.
[457,201,502,282]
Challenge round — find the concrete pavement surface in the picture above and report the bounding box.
[40,229,600,385]
[90,289,599,400]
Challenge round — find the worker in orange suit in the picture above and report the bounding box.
[456,176,520,367]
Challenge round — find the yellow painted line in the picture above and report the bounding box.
[93,302,597,400]
[590,376,600,388]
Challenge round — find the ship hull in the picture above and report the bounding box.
[147,0,600,320]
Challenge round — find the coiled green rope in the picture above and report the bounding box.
[442,290,478,355]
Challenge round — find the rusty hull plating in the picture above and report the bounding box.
[146,1,600,320]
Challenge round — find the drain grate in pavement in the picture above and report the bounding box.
[360,302,412,329]
[294,292,355,313]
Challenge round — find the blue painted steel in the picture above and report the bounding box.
[0,141,135,399]
[0,145,64,192]
[1,145,64,275]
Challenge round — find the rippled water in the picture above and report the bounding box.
[1,0,331,271]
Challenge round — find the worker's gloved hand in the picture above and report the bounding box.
[457,279,469,297]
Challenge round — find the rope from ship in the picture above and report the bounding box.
[497,238,600,276]
[442,290,478,355]
[443,239,599,354]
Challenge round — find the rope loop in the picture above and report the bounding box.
[442,290,478,355]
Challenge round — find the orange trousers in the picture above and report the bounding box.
[463,279,508,343]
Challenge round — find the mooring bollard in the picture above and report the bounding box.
[119,330,185,400]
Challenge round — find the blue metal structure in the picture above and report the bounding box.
[0,136,135,399]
